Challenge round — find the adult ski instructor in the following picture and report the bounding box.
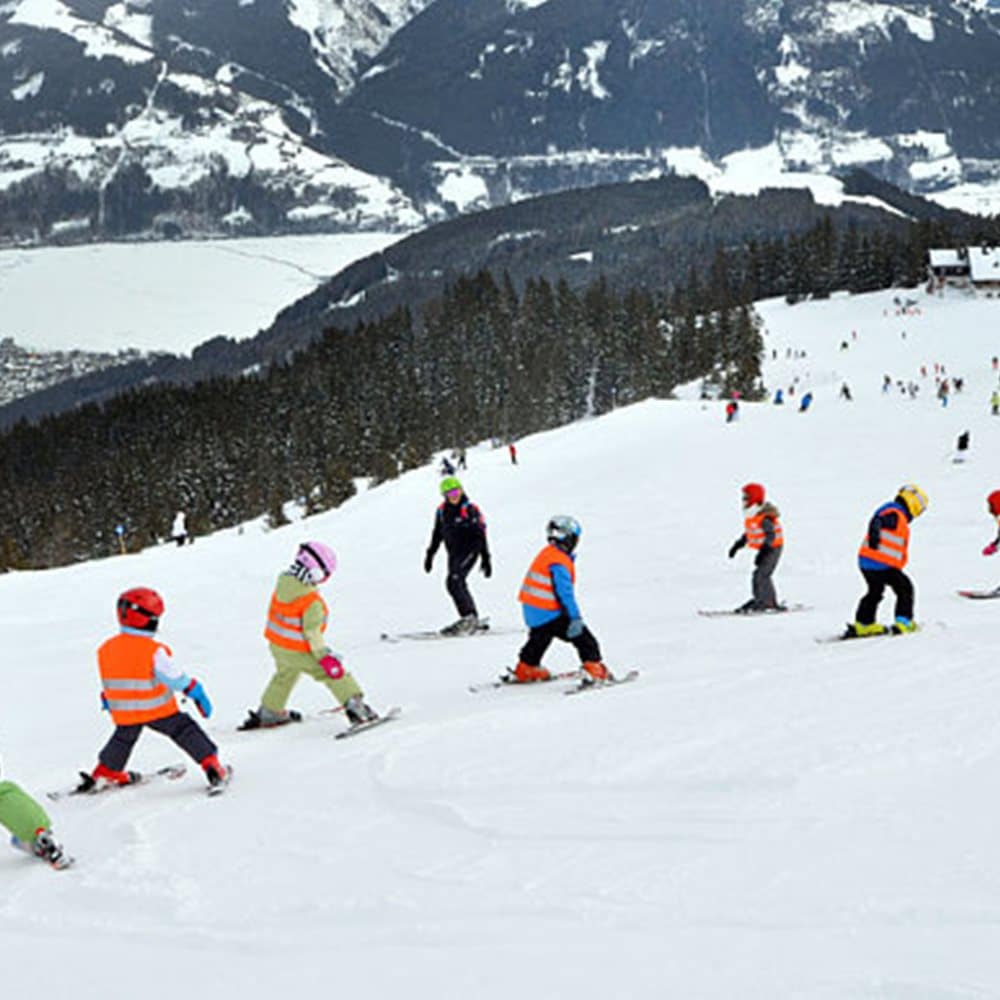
[424,476,492,635]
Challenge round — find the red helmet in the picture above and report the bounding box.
[742,482,765,507]
[117,587,164,631]
[988,490,1000,516]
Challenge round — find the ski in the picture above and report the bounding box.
[236,707,343,732]
[468,669,582,693]
[380,620,517,643]
[564,669,640,695]
[47,763,187,802]
[9,837,75,870]
[334,706,401,740]
[697,603,810,618]
[957,588,1000,600]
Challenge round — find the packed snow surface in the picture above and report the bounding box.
[5,286,1000,997]
[0,233,398,353]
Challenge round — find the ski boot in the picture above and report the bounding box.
[440,614,481,636]
[76,763,141,793]
[238,707,303,731]
[891,617,919,635]
[200,753,232,790]
[502,661,552,684]
[344,696,379,726]
[841,621,887,639]
[31,829,72,870]
[734,600,763,615]
[579,661,613,686]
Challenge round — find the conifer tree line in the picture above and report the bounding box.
[0,211,995,569]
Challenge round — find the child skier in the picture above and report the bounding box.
[77,587,230,792]
[504,516,614,686]
[980,491,1000,581]
[844,484,928,637]
[241,541,380,730]
[1,763,71,869]
[728,482,784,613]
[424,477,492,635]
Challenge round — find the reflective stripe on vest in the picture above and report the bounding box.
[518,545,575,611]
[744,512,784,550]
[264,590,328,652]
[858,503,910,569]
[97,634,178,726]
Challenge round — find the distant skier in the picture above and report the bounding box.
[954,430,971,463]
[799,391,813,412]
[242,542,380,730]
[843,485,928,638]
[991,390,999,417]
[773,388,784,405]
[439,456,456,476]
[725,399,739,423]
[170,510,189,547]
[77,588,230,792]
[508,442,518,465]
[424,477,491,635]
[504,516,614,686]
[839,382,852,401]
[728,482,784,613]
[1,762,71,869]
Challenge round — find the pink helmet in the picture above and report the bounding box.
[297,541,337,582]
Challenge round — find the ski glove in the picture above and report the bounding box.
[423,550,434,573]
[184,679,212,719]
[319,654,345,680]
[728,538,745,559]
[100,693,109,711]
[984,542,998,556]
[481,552,492,578]
[566,618,585,639]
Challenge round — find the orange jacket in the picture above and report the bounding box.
[744,508,784,550]
[519,544,576,612]
[264,589,328,652]
[97,633,178,726]
[858,502,910,569]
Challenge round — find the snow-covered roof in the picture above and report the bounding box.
[968,246,1000,282]
[928,248,966,269]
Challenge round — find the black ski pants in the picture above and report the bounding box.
[855,567,914,624]
[99,711,217,771]
[519,615,601,667]
[446,549,479,617]
[752,546,782,608]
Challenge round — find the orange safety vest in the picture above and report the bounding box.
[518,544,576,611]
[264,589,328,652]
[97,633,178,726]
[744,510,784,550]
[858,504,910,569]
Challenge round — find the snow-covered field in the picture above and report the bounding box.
[0,233,398,354]
[5,286,1000,998]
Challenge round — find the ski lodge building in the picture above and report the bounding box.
[928,247,1000,293]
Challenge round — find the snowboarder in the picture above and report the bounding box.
[844,485,928,637]
[1,763,71,869]
[728,482,784,612]
[78,588,230,792]
[504,516,613,685]
[424,477,491,635]
[242,542,379,729]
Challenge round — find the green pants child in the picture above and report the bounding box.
[0,778,71,869]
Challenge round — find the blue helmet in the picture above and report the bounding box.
[547,515,581,552]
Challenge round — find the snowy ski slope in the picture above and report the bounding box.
[4,286,1000,998]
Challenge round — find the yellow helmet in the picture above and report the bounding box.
[897,484,929,518]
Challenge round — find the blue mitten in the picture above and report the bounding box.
[184,679,213,719]
[566,618,585,639]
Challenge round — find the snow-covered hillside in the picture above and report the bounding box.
[5,287,1000,997]
[0,232,397,352]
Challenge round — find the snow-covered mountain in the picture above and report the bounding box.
[6,284,1000,997]
[3,0,1000,241]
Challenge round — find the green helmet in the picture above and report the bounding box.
[439,477,463,495]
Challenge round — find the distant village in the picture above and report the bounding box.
[0,337,147,408]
